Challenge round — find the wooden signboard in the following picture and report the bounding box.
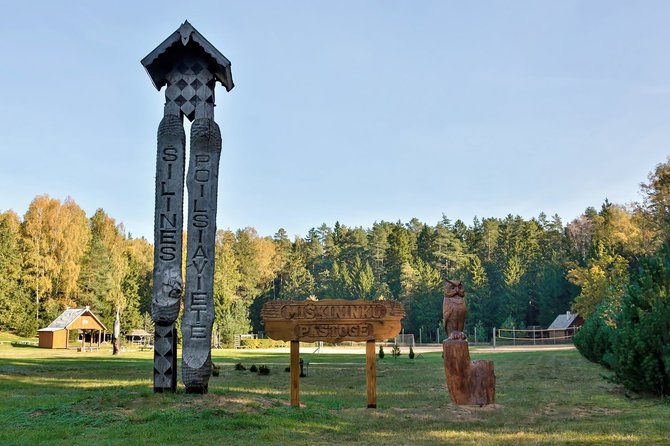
[261,300,404,408]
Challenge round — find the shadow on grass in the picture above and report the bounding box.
[9,343,40,349]
[1,349,668,446]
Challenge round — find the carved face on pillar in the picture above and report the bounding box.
[162,268,183,300]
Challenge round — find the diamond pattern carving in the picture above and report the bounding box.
[164,56,215,121]
[154,324,176,390]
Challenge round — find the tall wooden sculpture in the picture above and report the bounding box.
[442,280,496,406]
[142,21,234,393]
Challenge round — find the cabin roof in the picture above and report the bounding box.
[38,307,107,332]
[547,311,580,330]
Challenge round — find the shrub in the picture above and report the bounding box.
[378,345,385,359]
[258,365,270,375]
[574,302,616,368]
[409,346,415,359]
[249,364,258,373]
[211,364,221,377]
[392,344,400,358]
[610,246,670,396]
[234,363,246,371]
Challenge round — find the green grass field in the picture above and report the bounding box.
[0,340,668,445]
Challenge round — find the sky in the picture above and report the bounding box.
[1,1,669,240]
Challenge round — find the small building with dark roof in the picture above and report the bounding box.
[38,306,107,349]
[546,310,584,339]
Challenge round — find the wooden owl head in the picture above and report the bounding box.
[444,279,465,298]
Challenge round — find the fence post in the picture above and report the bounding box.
[513,327,516,346]
[419,327,422,345]
[474,326,477,346]
[493,327,496,348]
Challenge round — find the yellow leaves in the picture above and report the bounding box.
[124,238,153,270]
[567,243,629,319]
[255,236,279,284]
[57,198,91,300]
[0,209,20,233]
[21,195,90,302]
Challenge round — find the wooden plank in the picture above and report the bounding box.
[290,341,300,407]
[262,300,404,343]
[366,340,376,408]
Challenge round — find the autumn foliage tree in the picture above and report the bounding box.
[2,158,670,358]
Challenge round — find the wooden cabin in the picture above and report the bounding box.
[546,310,583,339]
[38,306,107,349]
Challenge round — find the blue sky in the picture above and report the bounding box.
[1,1,669,239]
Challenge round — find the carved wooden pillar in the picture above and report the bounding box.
[183,117,221,393]
[142,21,234,393]
[151,113,185,392]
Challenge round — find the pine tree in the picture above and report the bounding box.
[433,216,466,278]
[348,256,375,300]
[368,221,391,281]
[385,223,413,298]
[77,209,128,332]
[0,211,33,335]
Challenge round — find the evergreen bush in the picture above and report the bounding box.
[610,246,670,396]
[409,346,415,359]
[249,364,258,373]
[573,302,616,368]
[378,345,384,359]
[258,365,270,375]
[234,362,246,371]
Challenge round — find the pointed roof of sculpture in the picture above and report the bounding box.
[141,20,234,92]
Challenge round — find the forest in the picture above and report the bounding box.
[1,159,668,351]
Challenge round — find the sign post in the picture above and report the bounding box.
[290,340,300,406]
[261,299,404,408]
[366,340,376,408]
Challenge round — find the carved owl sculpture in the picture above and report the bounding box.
[443,279,466,340]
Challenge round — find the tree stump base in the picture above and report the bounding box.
[443,338,495,406]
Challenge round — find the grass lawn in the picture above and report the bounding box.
[0,341,668,445]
